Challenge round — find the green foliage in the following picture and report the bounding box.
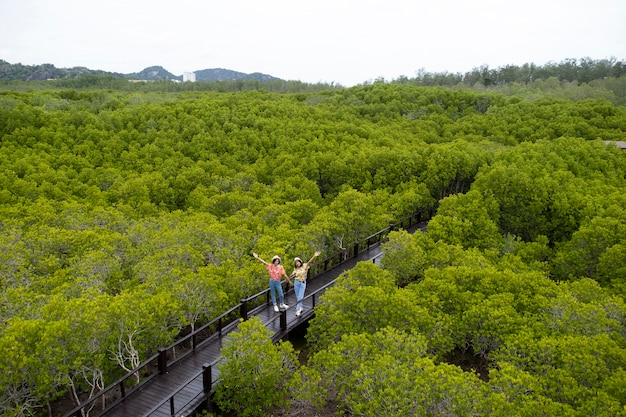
[306,249,625,416]
[306,329,428,405]
[306,263,451,356]
[427,189,502,250]
[0,80,625,415]
[494,332,626,414]
[552,215,626,284]
[307,328,492,416]
[214,317,298,417]
[379,230,430,286]
[385,241,624,414]
[469,137,626,248]
[0,318,52,416]
[346,357,487,417]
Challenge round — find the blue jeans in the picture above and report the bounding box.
[294,280,306,310]
[269,279,284,305]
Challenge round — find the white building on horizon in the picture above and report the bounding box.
[183,71,196,82]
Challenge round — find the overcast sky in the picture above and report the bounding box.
[1,0,624,86]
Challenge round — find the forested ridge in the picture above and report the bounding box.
[3,57,626,106]
[0,60,280,84]
[0,78,625,417]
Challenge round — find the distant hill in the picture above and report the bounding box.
[0,60,282,82]
[126,66,180,81]
[194,68,279,82]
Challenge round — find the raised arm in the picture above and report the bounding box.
[253,253,269,265]
[307,250,321,266]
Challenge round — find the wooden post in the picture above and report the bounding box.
[202,363,212,393]
[158,348,167,375]
[240,298,248,321]
[203,363,214,412]
[280,310,287,331]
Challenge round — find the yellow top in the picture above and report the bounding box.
[292,264,310,282]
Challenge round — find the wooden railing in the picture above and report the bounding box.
[139,361,217,417]
[139,277,346,417]
[62,304,243,417]
[63,210,429,417]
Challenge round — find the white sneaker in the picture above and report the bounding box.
[273,304,279,312]
[280,303,289,309]
[296,308,302,317]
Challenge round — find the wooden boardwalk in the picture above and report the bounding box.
[67,220,427,417]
